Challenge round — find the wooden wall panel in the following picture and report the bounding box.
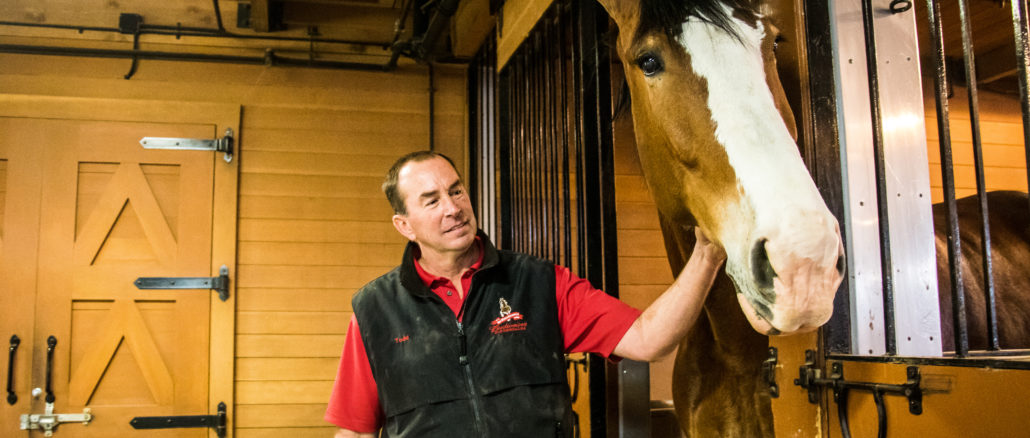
[0,49,467,436]
[924,84,1028,202]
[612,108,679,402]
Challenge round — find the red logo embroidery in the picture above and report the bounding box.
[490,298,528,334]
[394,335,410,343]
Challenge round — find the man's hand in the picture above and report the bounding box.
[612,226,725,361]
[692,227,726,266]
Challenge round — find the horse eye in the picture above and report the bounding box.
[636,54,664,77]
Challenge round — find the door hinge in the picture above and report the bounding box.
[140,127,234,163]
[763,346,779,398]
[130,401,226,437]
[134,265,230,301]
[20,403,93,437]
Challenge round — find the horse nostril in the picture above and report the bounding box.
[835,250,846,277]
[750,238,777,289]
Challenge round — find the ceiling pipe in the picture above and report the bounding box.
[0,20,391,48]
[0,44,393,72]
[388,0,460,68]
[0,0,461,73]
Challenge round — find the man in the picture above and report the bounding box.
[326,151,725,437]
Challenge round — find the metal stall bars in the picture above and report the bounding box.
[467,0,626,436]
[468,35,499,242]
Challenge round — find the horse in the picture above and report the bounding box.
[594,0,1030,436]
[594,0,845,436]
[935,191,1030,352]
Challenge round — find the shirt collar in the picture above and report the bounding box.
[412,236,485,288]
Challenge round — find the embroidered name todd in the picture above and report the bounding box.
[490,297,527,334]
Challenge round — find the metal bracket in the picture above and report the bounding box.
[763,346,779,398]
[20,403,93,437]
[140,127,234,163]
[130,401,226,438]
[135,265,230,301]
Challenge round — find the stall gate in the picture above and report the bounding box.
[773,0,1030,437]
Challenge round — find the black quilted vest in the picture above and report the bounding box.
[352,232,574,437]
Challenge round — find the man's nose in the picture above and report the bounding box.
[441,195,461,216]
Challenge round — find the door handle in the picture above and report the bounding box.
[7,334,19,405]
[44,336,56,403]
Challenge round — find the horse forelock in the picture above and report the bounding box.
[635,0,760,43]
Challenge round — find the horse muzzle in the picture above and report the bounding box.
[735,220,846,335]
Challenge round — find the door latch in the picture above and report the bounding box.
[20,403,93,437]
[134,265,230,301]
[793,350,922,438]
[140,127,234,163]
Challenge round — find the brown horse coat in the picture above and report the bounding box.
[935,190,1030,351]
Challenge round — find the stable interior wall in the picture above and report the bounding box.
[0,53,466,437]
[611,97,680,403]
[924,83,1029,202]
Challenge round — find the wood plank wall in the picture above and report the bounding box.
[611,107,679,402]
[0,53,466,437]
[924,84,1029,202]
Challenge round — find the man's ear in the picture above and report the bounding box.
[392,214,416,241]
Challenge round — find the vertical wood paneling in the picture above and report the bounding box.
[0,52,466,436]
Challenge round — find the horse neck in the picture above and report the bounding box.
[675,271,774,437]
[698,271,768,362]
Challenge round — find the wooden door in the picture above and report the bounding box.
[0,113,46,435]
[0,95,239,437]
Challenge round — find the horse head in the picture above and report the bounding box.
[598,0,845,335]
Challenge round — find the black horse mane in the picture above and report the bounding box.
[635,0,760,42]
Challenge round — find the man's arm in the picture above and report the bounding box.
[612,228,726,361]
[335,428,376,438]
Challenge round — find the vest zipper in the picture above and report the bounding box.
[457,321,486,435]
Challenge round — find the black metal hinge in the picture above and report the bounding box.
[763,346,779,398]
[135,265,230,301]
[130,401,226,438]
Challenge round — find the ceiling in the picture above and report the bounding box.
[0,0,421,65]
[915,0,1022,95]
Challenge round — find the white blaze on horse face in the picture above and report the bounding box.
[677,11,843,334]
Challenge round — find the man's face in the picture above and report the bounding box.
[392,157,478,257]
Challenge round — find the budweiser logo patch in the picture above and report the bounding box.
[490,297,527,334]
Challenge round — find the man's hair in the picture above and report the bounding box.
[383,151,460,215]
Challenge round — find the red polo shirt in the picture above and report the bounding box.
[325,245,642,433]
